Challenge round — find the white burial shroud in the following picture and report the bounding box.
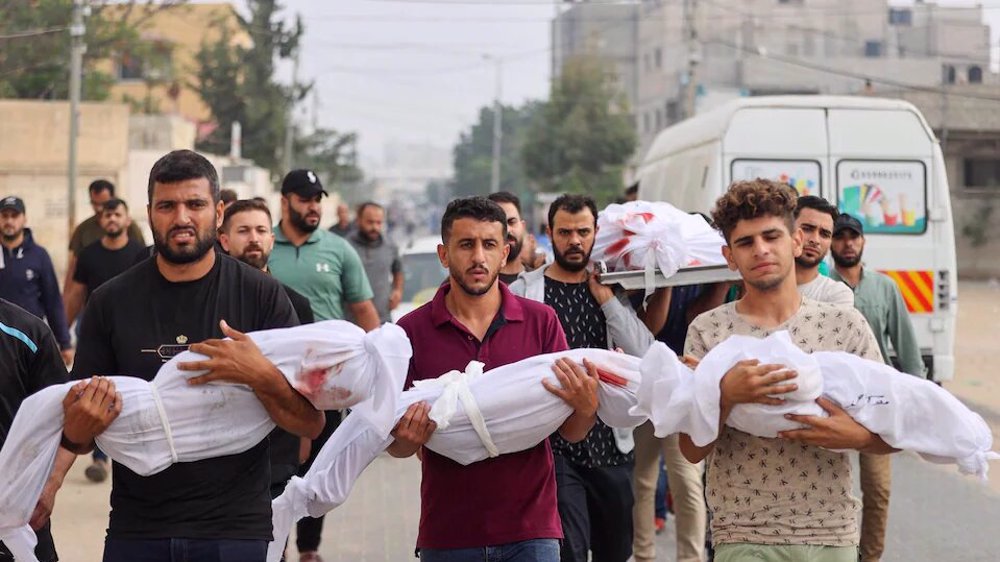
[267,348,647,562]
[592,201,728,297]
[632,331,1000,480]
[0,321,412,562]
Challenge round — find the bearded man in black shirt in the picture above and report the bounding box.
[70,150,324,562]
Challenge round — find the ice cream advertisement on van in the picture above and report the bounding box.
[731,159,820,196]
[837,160,927,234]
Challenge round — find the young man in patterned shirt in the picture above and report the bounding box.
[678,179,898,562]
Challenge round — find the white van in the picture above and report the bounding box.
[637,96,957,381]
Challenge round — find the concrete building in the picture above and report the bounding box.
[96,3,250,124]
[552,2,640,111]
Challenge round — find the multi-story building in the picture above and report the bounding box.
[95,3,250,124]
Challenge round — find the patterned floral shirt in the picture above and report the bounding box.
[685,298,882,546]
[545,278,633,468]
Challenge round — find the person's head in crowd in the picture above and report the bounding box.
[88,179,116,216]
[547,194,599,273]
[439,196,509,297]
[356,202,386,243]
[337,203,351,227]
[793,195,837,271]
[624,182,639,202]
[486,191,526,262]
[830,213,866,268]
[0,196,27,243]
[146,149,222,265]
[220,189,238,211]
[219,199,274,271]
[100,198,131,239]
[711,179,802,292]
[280,169,327,236]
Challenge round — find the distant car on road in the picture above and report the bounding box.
[391,235,448,323]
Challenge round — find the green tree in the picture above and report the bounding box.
[522,55,636,204]
[451,101,541,198]
[0,1,183,100]
[294,127,365,203]
[194,0,302,174]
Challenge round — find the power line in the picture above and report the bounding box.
[707,38,1000,103]
[0,26,68,40]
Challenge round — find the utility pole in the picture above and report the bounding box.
[681,0,699,120]
[488,56,503,194]
[67,0,86,234]
[283,49,301,175]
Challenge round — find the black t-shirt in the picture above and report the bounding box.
[73,238,148,295]
[543,278,632,469]
[267,284,315,492]
[71,253,299,540]
[498,272,521,286]
[0,299,68,561]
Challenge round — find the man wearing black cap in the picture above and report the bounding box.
[829,212,924,562]
[0,196,73,364]
[267,169,378,562]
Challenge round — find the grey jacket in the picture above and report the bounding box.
[509,265,656,453]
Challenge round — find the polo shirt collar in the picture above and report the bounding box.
[273,221,322,245]
[429,279,525,328]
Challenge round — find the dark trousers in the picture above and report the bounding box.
[103,538,267,562]
[296,411,341,552]
[554,455,634,562]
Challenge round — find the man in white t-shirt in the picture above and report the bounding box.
[793,195,853,307]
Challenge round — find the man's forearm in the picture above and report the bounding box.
[254,371,325,439]
[392,272,404,292]
[49,447,78,486]
[349,300,381,332]
[558,411,596,443]
[679,401,732,463]
[859,433,900,455]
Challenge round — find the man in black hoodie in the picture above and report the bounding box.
[0,196,72,364]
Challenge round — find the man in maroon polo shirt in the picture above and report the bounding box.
[390,196,602,562]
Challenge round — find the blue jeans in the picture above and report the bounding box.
[103,538,267,562]
[419,539,560,562]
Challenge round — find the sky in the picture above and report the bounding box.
[224,0,1000,172]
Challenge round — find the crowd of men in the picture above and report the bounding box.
[0,148,927,562]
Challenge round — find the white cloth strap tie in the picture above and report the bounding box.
[413,361,499,458]
[149,383,178,464]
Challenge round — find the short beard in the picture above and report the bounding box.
[450,265,499,296]
[1,231,20,242]
[795,254,822,269]
[553,245,591,273]
[289,206,319,234]
[235,251,269,270]
[153,226,216,265]
[105,228,125,239]
[832,252,861,268]
[506,240,523,263]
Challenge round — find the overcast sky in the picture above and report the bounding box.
[234,0,1000,171]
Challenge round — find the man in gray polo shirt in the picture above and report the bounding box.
[346,202,403,324]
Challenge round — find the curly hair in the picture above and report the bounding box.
[711,179,798,243]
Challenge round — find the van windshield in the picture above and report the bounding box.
[836,160,927,235]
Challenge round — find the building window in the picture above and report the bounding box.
[945,65,957,84]
[117,42,173,82]
[666,100,679,122]
[655,108,663,130]
[969,66,983,84]
[654,47,662,69]
[864,41,883,58]
[643,112,650,133]
[889,8,912,26]
[118,52,143,80]
[964,158,1000,188]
